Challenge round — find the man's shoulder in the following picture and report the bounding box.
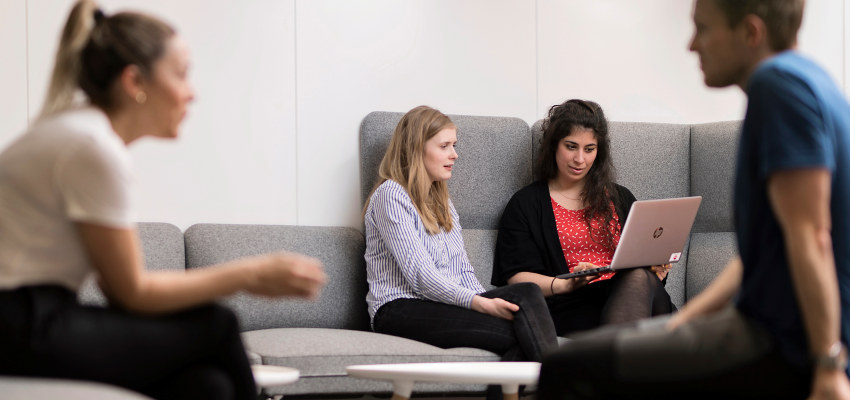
[751,52,825,92]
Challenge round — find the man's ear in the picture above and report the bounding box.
[741,14,769,49]
[117,64,146,103]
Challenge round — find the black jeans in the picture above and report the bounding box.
[373,282,558,361]
[0,285,256,400]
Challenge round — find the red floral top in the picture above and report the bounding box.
[551,197,621,283]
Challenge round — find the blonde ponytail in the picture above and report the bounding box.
[39,0,99,119]
[39,1,175,118]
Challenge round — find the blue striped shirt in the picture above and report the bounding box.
[364,180,485,322]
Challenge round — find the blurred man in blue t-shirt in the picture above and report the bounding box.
[538,1,850,399]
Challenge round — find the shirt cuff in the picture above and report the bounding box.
[454,287,479,309]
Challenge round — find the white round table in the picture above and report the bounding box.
[251,365,299,399]
[346,362,540,400]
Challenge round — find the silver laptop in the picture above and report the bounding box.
[555,196,702,280]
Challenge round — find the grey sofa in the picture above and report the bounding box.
[0,112,741,399]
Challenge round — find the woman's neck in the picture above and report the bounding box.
[549,177,585,199]
[548,178,588,211]
[104,107,146,146]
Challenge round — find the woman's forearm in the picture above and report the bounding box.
[78,223,325,314]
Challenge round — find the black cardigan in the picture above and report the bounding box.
[491,180,637,286]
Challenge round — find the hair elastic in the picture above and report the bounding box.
[93,8,106,24]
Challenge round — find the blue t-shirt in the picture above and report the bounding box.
[735,51,850,373]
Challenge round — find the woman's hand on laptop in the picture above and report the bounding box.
[651,263,673,280]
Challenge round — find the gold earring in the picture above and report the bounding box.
[135,91,147,104]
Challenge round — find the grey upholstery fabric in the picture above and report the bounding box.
[243,327,497,395]
[360,111,532,229]
[260,375,488,398]
[184,224,369,331]
[531,120,691,202]
[608,121,691,201]
[0,377,152,399]
[460,228,499,291]
[79,222,185,306]
[690,121,741,233]
[359,111,401,204]
[686,232,739,300]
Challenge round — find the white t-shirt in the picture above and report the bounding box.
[0,107,135,291]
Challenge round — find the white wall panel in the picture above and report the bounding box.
[538,0,846,125]
[27,0,298,229]
[25,0,67,120]
[295,0,536,227]
[537,0,746,124]
[0,0,29,148]
[10,0,848,230]
[798,0,844,90]
[846,0,850,95]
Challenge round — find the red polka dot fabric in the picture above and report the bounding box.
[551,197,621,283]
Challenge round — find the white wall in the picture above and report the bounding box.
[538,0,745,123]
[296,1,537,227]
[0,0,28,149]
[1,0,845,230]
[799,0,845,91]
[26,0,299,228]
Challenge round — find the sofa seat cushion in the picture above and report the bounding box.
[243,327,499,377]
[242,327,500,396]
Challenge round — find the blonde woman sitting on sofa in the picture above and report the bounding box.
[363,105,557,363]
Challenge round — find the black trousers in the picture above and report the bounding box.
[548,267,675,336]
[538,307,811,400]
[0,285,256,400]
[373,282,558,362]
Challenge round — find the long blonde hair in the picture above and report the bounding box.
[39,0,174,119]
[366,106,456,234]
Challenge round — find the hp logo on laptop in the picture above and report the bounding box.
[652,227,664,239]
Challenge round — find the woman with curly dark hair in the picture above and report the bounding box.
[492,99,674,336]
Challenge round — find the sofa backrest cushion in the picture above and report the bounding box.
[686,121,741,302]
[685,232,738,300]
[360,111,532,230]
[689,121,741,233]
[531,120,691,202]
[79,222,185,305]
[184,224,369,331]
[460,228,499,292]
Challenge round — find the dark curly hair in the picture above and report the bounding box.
[537,99,618,250]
